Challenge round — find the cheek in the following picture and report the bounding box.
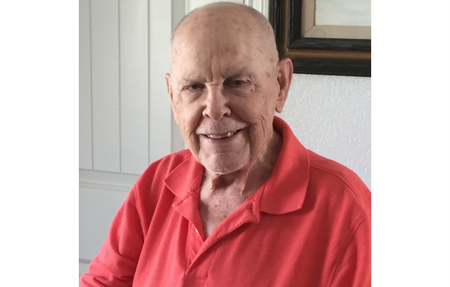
[233,95,274,125]
[234,96,276,148]
[172,98,202,134]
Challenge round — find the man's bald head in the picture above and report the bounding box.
[170,2,279,72]
[172,2,275,41]
[165,2,293,177]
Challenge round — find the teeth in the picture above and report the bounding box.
[207,130,237,139]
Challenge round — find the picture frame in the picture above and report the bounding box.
[269,0,371,77]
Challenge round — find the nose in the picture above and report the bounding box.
[202,87,231,121]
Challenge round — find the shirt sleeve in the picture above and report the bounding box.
[79,186,145,287]
[328,217,371,287]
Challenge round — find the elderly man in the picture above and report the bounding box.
[80,2,370,287]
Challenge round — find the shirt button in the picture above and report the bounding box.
[249,204,253,210]
[195,229,199,233]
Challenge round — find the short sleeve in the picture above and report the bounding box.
[328,218,371,287]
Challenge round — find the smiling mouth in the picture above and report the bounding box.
[205,129,241,139]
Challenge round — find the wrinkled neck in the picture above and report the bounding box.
[201,130,282,200]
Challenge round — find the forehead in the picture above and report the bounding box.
[171,18,266,76]
[174,36,256,63]
[171,42,261,82]
[173,16,260,54]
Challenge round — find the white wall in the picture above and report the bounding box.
[281,74,371,188]
[79,0,180,274]
[79,0,370,275]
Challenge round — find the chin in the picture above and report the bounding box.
[201,155,248,175]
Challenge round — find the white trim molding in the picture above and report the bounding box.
[79,259,91,276]
[79,169,138,192]
[79,180,132,193]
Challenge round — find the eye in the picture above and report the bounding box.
[188,83,203,90]
[226,78,248,87]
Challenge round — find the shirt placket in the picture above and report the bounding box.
[180,199,261,285]
[186,221,203,267]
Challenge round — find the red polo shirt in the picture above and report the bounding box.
[80,117,371,287]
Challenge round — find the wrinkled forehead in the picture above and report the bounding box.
[172,31,257,62]
[171,39,265,83]
[171,15,271,72]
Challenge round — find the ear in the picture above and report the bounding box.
[165,73,172,101]
[275,58,293,113]
[166,73,180,125]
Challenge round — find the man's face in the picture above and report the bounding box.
[166,15,285,175]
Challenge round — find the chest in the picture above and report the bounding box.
[133,198,339,287]
[198,195,244,238]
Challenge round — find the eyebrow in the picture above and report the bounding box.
[178,66,254,85]
[178,70,207,83]
[221,66,250,78]
[181,77,204,83]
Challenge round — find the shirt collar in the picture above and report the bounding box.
[164,154,204,201]
[164,116,310,214]
[259,116,310,214]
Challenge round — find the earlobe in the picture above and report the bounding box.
[275,58,293,113]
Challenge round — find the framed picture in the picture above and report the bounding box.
[269,0,371,77]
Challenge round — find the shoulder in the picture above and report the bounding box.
[125,149,195,219]
[129,149,194,201]
[308,150,367,191]
[307,150,371,216]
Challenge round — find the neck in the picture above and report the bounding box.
[201,131,282,200]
